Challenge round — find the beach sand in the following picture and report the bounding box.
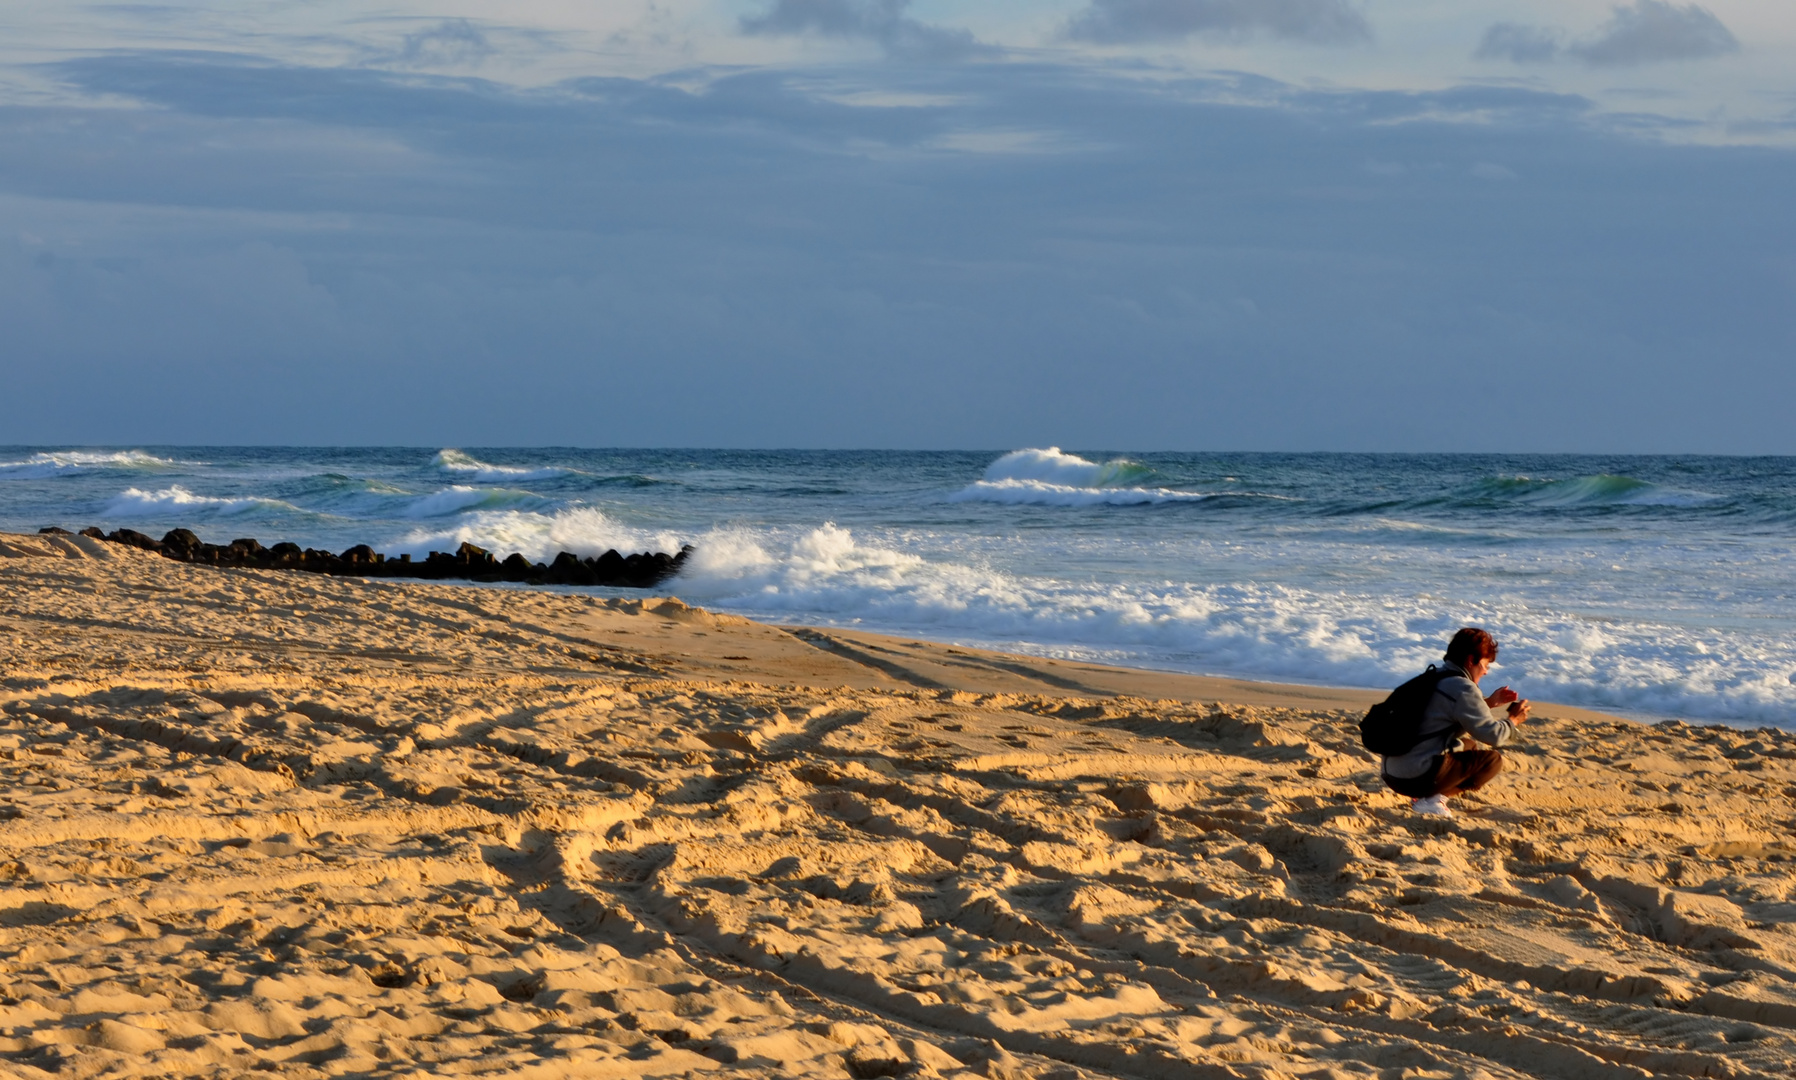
[2,530,1794,1079]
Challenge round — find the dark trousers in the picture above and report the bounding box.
[1383,749,1503,799]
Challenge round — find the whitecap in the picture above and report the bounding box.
[103,486,295,517]
[948,479,1214,507]
[388,506,683,562]
[0,450,181,479]
[978,447,1154,488]
[951,448,1214,505]
[432,448,573,483]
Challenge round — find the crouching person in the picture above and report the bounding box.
[1382,627,1530,817]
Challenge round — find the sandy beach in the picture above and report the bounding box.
[2,531,1794,1079]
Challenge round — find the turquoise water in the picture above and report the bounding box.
[4,446,1793,725]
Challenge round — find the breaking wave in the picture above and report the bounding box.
[396,486,549,518]
[672,522,1796,724]
[433,449,574,483]
[0,450,181,479]
[980,448,1155,487]
[388,507,684,563]
[8,446,1789,728]
[951,479,1216,507]
[952,448,1210,506]
[103,486,297,518]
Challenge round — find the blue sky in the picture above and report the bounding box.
[2,1,1792,450]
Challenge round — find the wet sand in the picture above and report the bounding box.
[2,531,1794,1079]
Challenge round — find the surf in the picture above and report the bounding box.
[670,520,1796,724]
[102,485,301,519]
[391,506,684,564]
[0,450,182,478]
[6,446,1794,727]
[432,448,575,483]
[950,448,1216,507]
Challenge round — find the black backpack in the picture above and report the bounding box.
[1359,665,1454,755]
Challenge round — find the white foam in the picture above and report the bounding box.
[390,506,683,562]
[673,522,1796,725]
[952,448,1215,505]
[433,448,572,483]
[979,447,1154,488]
[950,478,1214,507]
[103,486,292,517]
[0,450,179,479]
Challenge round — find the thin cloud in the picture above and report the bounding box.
[1477,2,1738,68]
[1571,0,1738,66]
[740,0,982,61]
[1474,23,1562,64]
[371,19,498,69]
[1064,0,1372,46]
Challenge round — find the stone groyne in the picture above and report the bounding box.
[41,526,690,588]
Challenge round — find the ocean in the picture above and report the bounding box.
[3,446,1792,726]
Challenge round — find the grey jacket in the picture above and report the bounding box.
[1381,660,1516,779]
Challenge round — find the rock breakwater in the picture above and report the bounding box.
[39,526,690,587]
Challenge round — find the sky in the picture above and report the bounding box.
[1,1,1792,451]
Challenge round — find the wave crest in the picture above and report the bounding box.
[0,450,180,479]
[399,486,549,518]
[953,448,1207,506]
[391,506,684,563]
[950,479,1214,507]
[1475,474,1718,508]
[980,447,1154,488]
[433,448,573,483]
[103,486,296,518]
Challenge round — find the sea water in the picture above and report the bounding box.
[2,446,1792,726]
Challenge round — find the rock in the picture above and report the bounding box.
[455,542,497,573]
[37,526,72,535]
[546,551,592,585]
[160,528,202,559]
[621,552,655,587]
[339,544,380,570]
[78,527,105,539]
[86,524,688,587]
[592,549,626,582]
[106,529,162,551]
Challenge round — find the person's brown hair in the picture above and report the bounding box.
[1444,627,1498,666]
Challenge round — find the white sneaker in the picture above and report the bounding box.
[1411,795,1453,818]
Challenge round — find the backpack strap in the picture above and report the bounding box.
[1427,664,1458,702]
